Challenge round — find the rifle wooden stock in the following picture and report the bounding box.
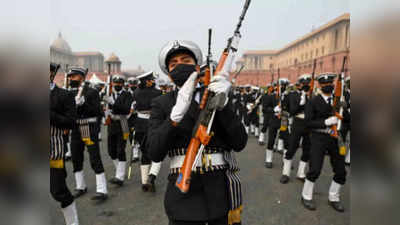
[175,125,211,193]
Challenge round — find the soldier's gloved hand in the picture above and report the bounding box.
[324,116,338,126]
[208,74,232,108]
[75,96,85,106]
[106,96,115,105]
[273,105,281,113]
[170,72,198,123]
[300,92,307,106]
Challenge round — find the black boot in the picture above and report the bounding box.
[329,201,345,212]
[73,188,87,199]
[258,141,265,146]
[91,193,108,202]
[147,174,156,193]
[301,197,316,211]
[109,177,124,187]
[297,177,306,182]
[280,175,290,184]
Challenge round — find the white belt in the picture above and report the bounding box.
[137,112,150,119]
[77,117,97,124]
[170,153,226,170]
[313,128,333,134]
[295,113,305,119]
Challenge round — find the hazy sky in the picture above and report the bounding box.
[50,0,350,75]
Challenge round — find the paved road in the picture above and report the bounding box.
[50,129,350,225]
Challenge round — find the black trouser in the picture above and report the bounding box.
[50,167,74,208]
[261,113,272,133]
[278,129,290,150]
[267,124,279,150]
[71,124,104,174]
[285,118,311,162]
[340,123,351,143]
[249,111,259,127]
[306,132,347,185]
[107,121,127,161]
[134,131,151,165]
[169,216,228,225]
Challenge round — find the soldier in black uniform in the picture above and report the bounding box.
[248,86,261,137]
[131,71,163,192]
[50,63,79,225]
[342,76,351,165]
[147,40,247,225]
[105,74,133,186]
[301,74,347,212]
[67,67,108,202]
[258,84,273,145]
[280,74,312,184]
[263,82,281,168]
[275,78,290,155]
[127,77,140,163]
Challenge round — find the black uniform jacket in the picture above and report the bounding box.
[305,94,334,130]
[108,90,133,135]
[50,86,76,130]
[147,89,247,221]
[288,91,305,117]
[73,87,103,120]
[262,94,280,128]
[132,87,162,132]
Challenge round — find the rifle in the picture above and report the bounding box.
[276,68,280,100]
[231,64,245,85]
[308,59,317,98]
[176,0,252,193]
[268,69,274,94]
[63,64,69,89]
[128,130,135,180]
[76,68,89,100]
[331,56,347,156]
[104,64,113,126]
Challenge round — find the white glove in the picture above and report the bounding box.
[106,96,115,105]
[208,74,231,108]
[300,92,307,106]
[273,105,281,113]
[170,72,198,123]
[324,116,338,126]
[208,74,232,96]
[75,96,85,106]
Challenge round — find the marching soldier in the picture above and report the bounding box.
[275,78,290,155]
[105,74,133,186]
[301,74,347,212]
[263,82,281,168]
[50,63,79,225]
[147,40,247,225]
[127,77,140,163]
[131,71,162,192]
[248,86,260,137]
[258,84,273,145]
[67,67,108,202]
[280,74,312,184]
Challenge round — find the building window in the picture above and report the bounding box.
[316,48,319,57]
[334,29,339,50]
[345,24,350,48]
[322,46,325,55]
[305,53,308,59]
[310,50,313,59]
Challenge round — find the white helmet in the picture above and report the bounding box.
[158,40,203,75]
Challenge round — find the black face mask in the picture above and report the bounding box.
[70,80,81,88]
[169,64,196,87]
[321,85,334,94]
[302,85,310,92]
[114,85,123,92]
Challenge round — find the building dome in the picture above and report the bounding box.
[51,32,72,53]
[106,52,121,63]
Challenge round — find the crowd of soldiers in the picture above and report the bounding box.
[50,39,350,225]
